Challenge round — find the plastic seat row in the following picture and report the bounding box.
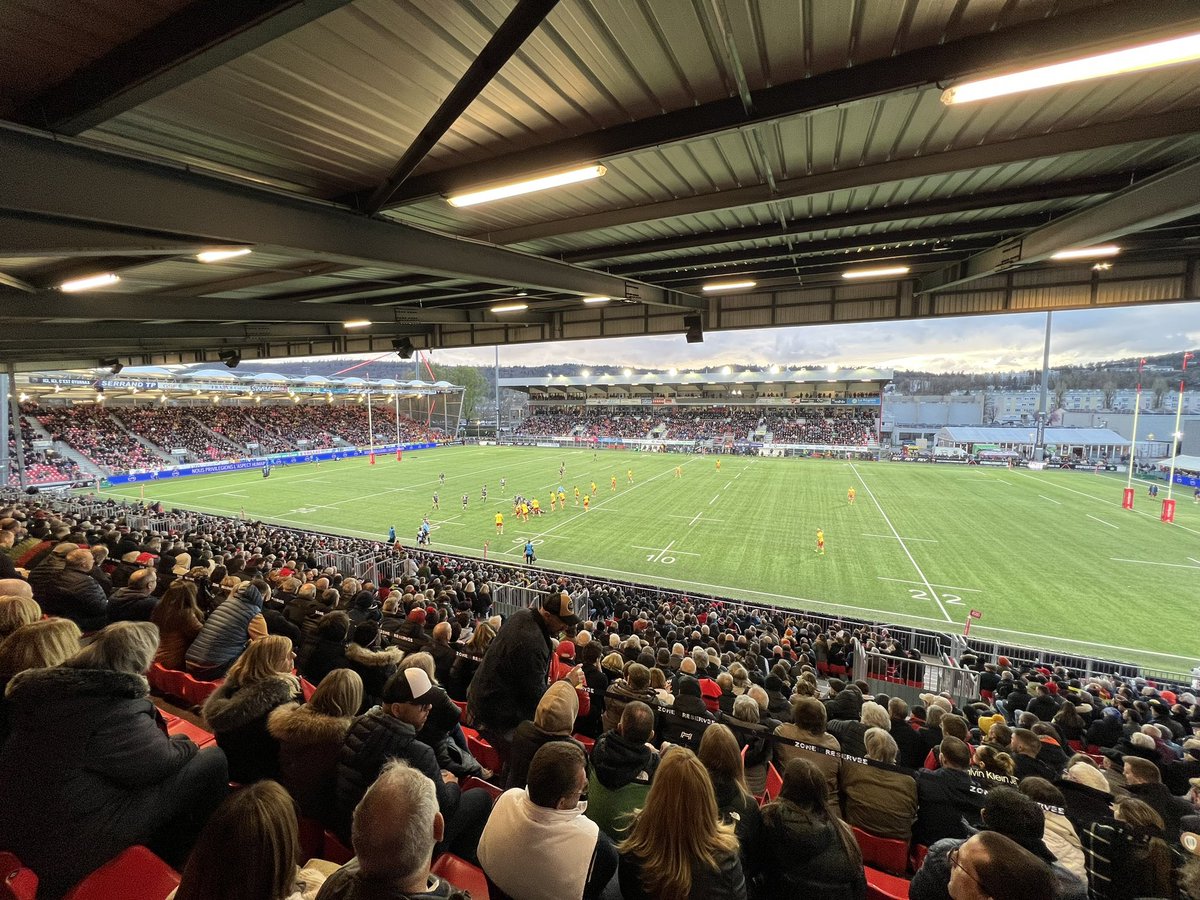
[158,709,216,748]
[1,846,179,900]
[148,662,221,708]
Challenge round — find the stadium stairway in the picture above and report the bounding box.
[188,415,246,455]
[19,415,104,479]
[106,413,178,466]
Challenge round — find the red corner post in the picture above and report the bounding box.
[1122,488,1134,510]
[1161,498,1176,522]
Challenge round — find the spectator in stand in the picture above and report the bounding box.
[698,723,763,885]
[0,594,40,641]
[174,780,327,900]
[601,662,657,733]
[151,580,206,670]
[268,668,363,823]
[0,617,81,746]
[1010,728,1059,781]
[942,832,1057,900]
[337,668,492,860]
[889,697,926,769]
[300,610,351,687]
[574,642,609,738]
[1018,777,1087,884]
[317,759,472,900]
[841,727,919,843]
[760,757,867,900]
[186,578,270,680]
[203,635,303,784]
[342,621,404,712]
[618,747,747,900]
[1081,798,1176,900]
[467,591,582,763]
[107,566,158,622]
[587,700,659,840]
[480,741,617,900]
[775,696,842,802]
[505,680,584,790]
[827,700,889,759]
[427,621,456,686]
[37,547,109,632]
[913,737,983,847]
[0,621,229,897]
[1121,755,1193,843]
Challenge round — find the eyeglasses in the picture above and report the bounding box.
[948,846,983,891]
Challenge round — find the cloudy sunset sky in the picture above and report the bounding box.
[425,301,1200,373]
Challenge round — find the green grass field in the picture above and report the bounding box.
[98,446,1199,671]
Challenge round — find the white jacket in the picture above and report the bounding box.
[478,788,599,900]
[1043,810,1087,883]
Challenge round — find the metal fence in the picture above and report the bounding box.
[852,640,981,709]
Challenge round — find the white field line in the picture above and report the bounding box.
[1038,495,1061,505]
[667,514,726,523]
[1189,557,1200,566]
[1109,557,1200,570]
[876,576,982,594]
[996,479,1013,485]
[1086,514,1119,529]
[632,543,701,558]
[709,494,720,505]
[723,481,733,489]
[862,533,938,543]
[850,463,952,622]
[1012,471,1200,538]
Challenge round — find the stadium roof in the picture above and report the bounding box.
[2,1,1200,369]
[937,426,1130,445]
[500,367,892,389]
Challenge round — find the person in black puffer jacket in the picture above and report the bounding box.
[203,635,303,784]
[660,675,714,750]
[37,547,109,633]
[761,757,867,900]
[341,621,404,712]
[185,579,269,680]
[300,611,352,687]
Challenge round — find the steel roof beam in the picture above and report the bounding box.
[383,0,1200,208]
[561,174,1135,264]
[0,290,550,326]
[358,0,560,214]
[609,216,1050,277]
[0,213,214,259]
[10,0,355,135]
[482,109,1200,245]
[918,156,1200,293]
[0,126,701,311]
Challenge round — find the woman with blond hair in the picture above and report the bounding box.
[618,747,746,900]
[761,757,867,900]
[0,595,40,640]
[974,743,1017,777]
[0,616,82,744]
[174,780,325,900]
[203,635,302,783]
[698,724,763,885]
[268,667,363,821]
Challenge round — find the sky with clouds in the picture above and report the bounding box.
[420,301,1200,373]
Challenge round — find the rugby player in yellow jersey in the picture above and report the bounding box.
[611,475,617,491]
[531,498,541,516]
[674,465,682,477]
[549,493,556,512]
[519,502,529,521]
[573,486,580,505]
[847,487,856,505]
[815,528,825,555]
[495,512,504,534]
[716,458,721,472]
[627,469,633,483]
[590,481,597,495]
[558,489,567,508]
[582,494,590,511]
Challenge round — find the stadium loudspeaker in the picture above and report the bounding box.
[218,349,241,368]
[684,314,703,344]
[392,338,415,359]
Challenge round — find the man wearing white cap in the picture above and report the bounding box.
[337,667,493,861]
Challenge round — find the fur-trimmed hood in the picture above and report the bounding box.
[6,665,148,703]
[344,642,404,668]
[203,674,299,732]
[267,701,355,745]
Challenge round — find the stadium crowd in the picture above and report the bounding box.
[0,493,1198,899]
[515,405,880,446]
[5,417,82,485]
[112,406,237,461]
[33,404,168,473]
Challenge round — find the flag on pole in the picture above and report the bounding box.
[1184,351,1195,370]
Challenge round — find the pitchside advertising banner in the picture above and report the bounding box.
[26,375,451,395]
[580,396,881,406]
[104,442,438,485]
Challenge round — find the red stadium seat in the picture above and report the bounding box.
[852,826,909,876]
[467,733,503,775]
[757,761,783,805]
[63,846,180,900]
[461,776,504,800]
[1067,739,1084,753]
[0,852,37,900]
[179,672,221,708]
[162,714,216,748]
[432,854,490,899]
[910,844,929,874]
[979,689,995,703]
[452,699,468,716]
[322,831,353,865]
[573,733,595,753]
[865,866,911,900]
